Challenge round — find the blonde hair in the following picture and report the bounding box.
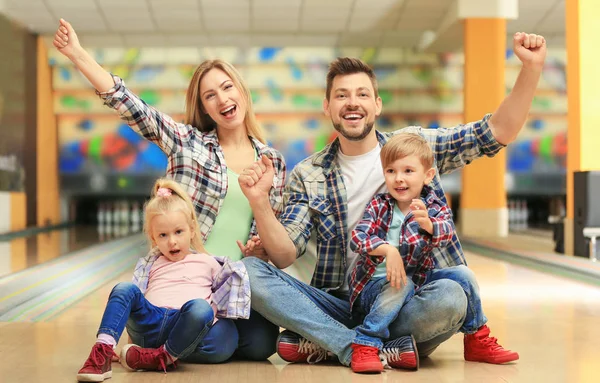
[143,178,205,254]
[381,133,434,170]
[184,59,266,144]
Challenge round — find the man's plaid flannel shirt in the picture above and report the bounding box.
[348,185,454,308]
[279,114,504,291]
[132,248,251,320]
[97,74,286,242]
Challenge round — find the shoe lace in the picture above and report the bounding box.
[380,346,402,363]
[138,347,176,373]
[83,344,116,369]
[478,335,503,351]
[298,338,328,364]
[355,346,380,362]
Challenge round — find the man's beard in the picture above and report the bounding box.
[332,119,375,141]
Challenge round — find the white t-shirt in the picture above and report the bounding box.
[337,144,387,292]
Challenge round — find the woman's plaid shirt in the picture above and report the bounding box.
[96,75,286,242]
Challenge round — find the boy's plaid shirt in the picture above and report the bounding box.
[97,75,286,242]
[348,185,454,308]
[132,249,251,320]
[279,114,504,291]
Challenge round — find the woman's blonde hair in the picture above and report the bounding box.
[381,133,434,170]
[143,178,205,254]
[184,59,266,144]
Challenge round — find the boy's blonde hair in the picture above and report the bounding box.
[143,178,205,253]
[380,133,434,169]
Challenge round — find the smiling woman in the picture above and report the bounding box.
[52,18,285,365]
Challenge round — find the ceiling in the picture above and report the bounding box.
[0,0,565,51]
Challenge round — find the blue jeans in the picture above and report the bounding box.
[97,282,236,362]
[425,265,487,333]
[233,309,279,360]
[242,257,467,366]
[352,277,416,349]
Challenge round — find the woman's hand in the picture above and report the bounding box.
[53,18,82,58]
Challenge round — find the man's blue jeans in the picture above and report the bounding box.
[97,282,236,362]
[242,257,468,366]
[352,264,486,350]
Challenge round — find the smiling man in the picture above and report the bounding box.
[238,32,546,370]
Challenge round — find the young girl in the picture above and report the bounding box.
[53,19,284,359]
[77,179,251,382]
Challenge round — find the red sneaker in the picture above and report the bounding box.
[350,344,383,373]
[380,335,419,370]
[120,344,177,373]
[464,325,519,364]
[76,343,117,382]
[276,330,329,364]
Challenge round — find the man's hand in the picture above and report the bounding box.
[410,199,433,235]
[385,247,407,289]
[238,155,274,205]
[513,32,546,70]
[237,236,269,262]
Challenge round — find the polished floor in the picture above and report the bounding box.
[2,238,600,382]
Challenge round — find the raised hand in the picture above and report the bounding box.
[410,198,433,235]
[513,32,546,70]
[238,155,274,204]
[53,19,81,58]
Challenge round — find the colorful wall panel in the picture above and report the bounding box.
[49,46,568,195]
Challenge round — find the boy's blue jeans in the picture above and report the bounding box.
[352,277,416,349]
[353,264,487,349]
[97,282,237,363]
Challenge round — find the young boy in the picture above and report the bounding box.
[348,133,519,373]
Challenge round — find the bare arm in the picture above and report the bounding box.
[53,19,114,92]
[239,155,296,269]
[489,32,547,145]
[248,195,296,269]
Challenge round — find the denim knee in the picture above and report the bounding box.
[110,282,138,298]
[182,320,239,364]
[429,279,467,329]
[180,299,214,325]
[452,265,477,284]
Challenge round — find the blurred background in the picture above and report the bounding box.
[0,0,576,277]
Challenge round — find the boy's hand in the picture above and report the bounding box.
[410,199,433,235]
[386,247,407,289]
[237,236,269,262]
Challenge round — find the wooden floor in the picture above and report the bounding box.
[2,249,600,383]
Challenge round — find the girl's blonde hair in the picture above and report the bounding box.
[143,178,205,254]
[184,59,266,144]
[381,133,434,169]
